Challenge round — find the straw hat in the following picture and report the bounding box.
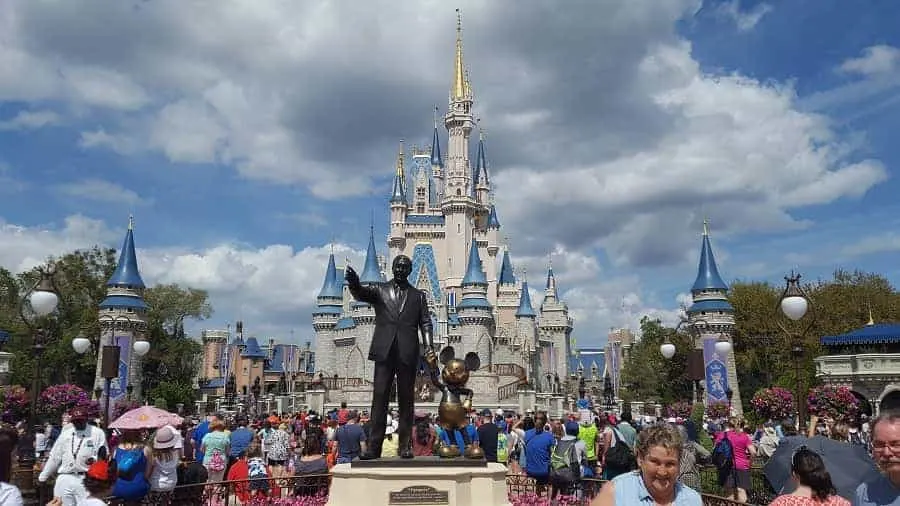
[154,426,177,450]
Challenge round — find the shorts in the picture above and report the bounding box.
[268,459,286,466]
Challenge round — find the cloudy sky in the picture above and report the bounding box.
[1,0,899,348]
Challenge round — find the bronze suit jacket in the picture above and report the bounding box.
[349,281,433,367]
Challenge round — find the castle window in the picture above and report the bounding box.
[416,188,426,199]
[456,189,461,196]
[416,204,425,213]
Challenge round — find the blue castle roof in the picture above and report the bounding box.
[240,337,268,359]
[487,205,501,228]
[360,227,384,284]
[462,241,487,286]
[687,299,734,313]
[107,218,146,289]
[99,295,149,310]
[516,281,536,318]
[458,297,492,309]
[498,250,516,285]
[821,323,900,346]
[474,135,489,186]
[692,231,728,292]
[431,125,443,168]
[317,253,343,300]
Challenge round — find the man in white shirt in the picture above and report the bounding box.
[38,407,108,506]
[0,482,23,505]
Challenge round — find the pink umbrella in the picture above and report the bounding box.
[109,406,183,430]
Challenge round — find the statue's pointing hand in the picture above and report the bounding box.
[345,265,360,287]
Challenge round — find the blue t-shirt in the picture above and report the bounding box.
[192,421,210,461]
[856,475,900,506]
[523,429,555,477]
[336,423,367,460]
[439,424,478,450]
[229,427,255,458]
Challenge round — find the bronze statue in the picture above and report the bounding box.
[346,254,434,459]
[427,346,483,459]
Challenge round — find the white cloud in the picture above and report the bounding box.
[0,110,60,130]
[839,45,900,77]
[496,41,887,267]
[55,179,147,206]
[714,0,773,32]
[0,215,117,273]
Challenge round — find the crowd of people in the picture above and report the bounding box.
[0,400,897,506]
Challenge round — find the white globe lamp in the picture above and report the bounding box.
[133,340,151,357]
[660,342,676,359]
[29,289,59,317]
[72,337,92,355]
[714,338,733,355]
[781,296,808,321]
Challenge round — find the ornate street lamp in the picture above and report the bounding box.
[775,272,815,431]
[17,264,60,467]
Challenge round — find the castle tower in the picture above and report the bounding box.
[389,141,409,251]
[515,278,538,381]
[458,240,493,364]
[441,9,477,291]
[313,252,342,375]
[97,216,149,410]
[431,108,445,200]
[473,131,491,205]
[360,225,385,285]
[539,261,573,377]
[686,220,742,415]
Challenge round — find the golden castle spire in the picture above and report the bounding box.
[396,140,406,182]
[451,9,470,101]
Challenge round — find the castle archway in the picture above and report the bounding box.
[881,389,900,413]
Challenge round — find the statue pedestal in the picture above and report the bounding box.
[327,459,511,506]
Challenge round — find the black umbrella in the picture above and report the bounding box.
[763,435,881,500]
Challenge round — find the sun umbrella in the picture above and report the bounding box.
[763,435,881,500]
[109,405,184,430]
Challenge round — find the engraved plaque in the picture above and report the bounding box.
[389,485,449,505]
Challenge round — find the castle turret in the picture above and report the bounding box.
[360,225,385,284]
[539,260,573,377]
[473,131,490,204]
[431,108,445,199]
[686,220,741,415]
[97,216,150,410]
[390,141,408,250]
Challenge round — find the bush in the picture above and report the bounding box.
[751,387,795,421]
[0,386,30,424]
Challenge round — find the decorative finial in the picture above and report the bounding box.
[503,235,510,249]
[522,267,528,282]
[477,118,485,141]
[434,105,439,128]
[548,251,553,269]
[702,218,709,236]
[128,214,134,230]
[867,301,875,326]
[330,236,335,254]
[452,9,467,101]
[396,139,405,177]
[456,8,462,32]
[370,210,375,233]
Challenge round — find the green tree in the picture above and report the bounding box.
[620,317,693,406]
[730,269,900,415]
[140,284,211,400]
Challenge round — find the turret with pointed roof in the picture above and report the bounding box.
[686,219,741,415]
[516,280,536,318]
[498,249,516,285]
[97,216,150,409]
[360,225,384,284]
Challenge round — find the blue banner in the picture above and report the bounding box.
[703,337,729,403]
[105,335,131,420]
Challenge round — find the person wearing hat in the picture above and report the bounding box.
[146,426,179,497]
[38,406,108,506]
[46,458,116,506]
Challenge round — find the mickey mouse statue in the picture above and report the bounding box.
[426,346,484,459]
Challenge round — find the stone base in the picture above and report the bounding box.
[327,461,511,506]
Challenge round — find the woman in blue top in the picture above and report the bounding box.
[592,424,702,506]
[110,430,150,502]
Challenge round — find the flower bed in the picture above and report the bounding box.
[0,386,29,424]
[706,401,730,419]
[807,385,859,422]
[750,387,794,421]
[667,401,694,419]
[39,384,100,420]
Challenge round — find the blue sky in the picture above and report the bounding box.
[0,0,899,347]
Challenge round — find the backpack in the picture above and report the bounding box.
[711,433,734,470]
[207,450,226,472]
[604,428,636,471]
[549,439,579,484]
[248,457,270,492]
[496,432,508,463]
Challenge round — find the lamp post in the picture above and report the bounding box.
[775,272,815,431]
[16,265,60,469]
[603,373,615,412]
[74,315,150,426]
[661,317,732,404]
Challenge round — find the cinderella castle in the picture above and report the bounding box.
[312,13,574,407]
